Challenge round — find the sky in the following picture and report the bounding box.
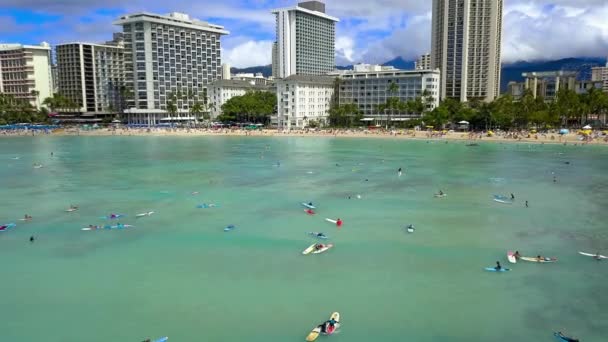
[1,0,607,68]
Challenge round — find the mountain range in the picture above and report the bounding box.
[232,57,607,93]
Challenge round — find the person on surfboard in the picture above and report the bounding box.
[495,261,502,271]
[336,219,343,227]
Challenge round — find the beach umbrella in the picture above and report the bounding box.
[583,125,592,130]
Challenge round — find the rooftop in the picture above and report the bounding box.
[113,12,229,35]
[281,75,335,84]
[210,79,272,89]
[0,42,51,51]
[271,1,339,22]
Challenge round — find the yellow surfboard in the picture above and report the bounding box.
[305,312,340,341]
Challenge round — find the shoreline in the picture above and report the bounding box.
[1,128,607,145]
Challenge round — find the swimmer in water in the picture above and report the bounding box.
[398,167,402,177]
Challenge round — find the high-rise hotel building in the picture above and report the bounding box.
[431,0,503,102]
[272,1,338,78]
[114,12,229,125]
[56,36,124,116]
[0,42,52,109]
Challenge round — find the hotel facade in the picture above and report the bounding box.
[272,1,338,78]
[0,42,52,109]
[56,38,124,120]
[113,12,229,125]
[431,0,503,102]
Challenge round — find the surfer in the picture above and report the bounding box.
[439,190,444,196]
[315,244,325,251]
[398,167,402,177]
[308,202,314,207]
[336,218,343,227]
[306,209,315,215]
[321,317,338,334]
[595,252,602,261]
[29,236,35,243]
[556,332,579,342]
[514,251,521,260]
[525,201,529,208]
[510,193,515,200]
[24,214,32,221]
[317,233,326,238]
[494,261,502,271]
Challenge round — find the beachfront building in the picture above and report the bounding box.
[56,37,124,122]
[0,42,52,109]
[208,79,274,119]
[328,65,440,123]
[591,62,608,93]
[431,0,503,102]
[415,53,431,70]
[113,12,229,125]
[506,71,578,101]
[276,75,333,130]
[272,1,339,78]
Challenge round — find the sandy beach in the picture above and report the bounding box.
[2,127,607,145]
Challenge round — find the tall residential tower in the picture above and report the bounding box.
[113,12,229,125]
[431,0,503,102]
[272,1,338,78]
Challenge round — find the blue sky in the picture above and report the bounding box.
[1,0,607,67]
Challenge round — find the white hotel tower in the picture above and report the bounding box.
[114,12,229,125]
[272,1,339,78]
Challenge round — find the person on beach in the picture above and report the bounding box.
[495,261,502,271]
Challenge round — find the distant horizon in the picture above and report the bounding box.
[1,0,607,68]
[226,56,608,70]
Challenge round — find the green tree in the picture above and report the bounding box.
[328,103,361,127]
[219,91,276,124]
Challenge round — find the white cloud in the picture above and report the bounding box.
[502,3,608,62]
[335,36,355,65]
[222,39,273,68]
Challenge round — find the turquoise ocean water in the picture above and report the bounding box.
[1,136,607,342]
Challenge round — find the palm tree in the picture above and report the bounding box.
[166,93,178,119]
[386,81,399,129]
[190,102,204,123]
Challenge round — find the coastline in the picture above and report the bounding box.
[1,128,607,145]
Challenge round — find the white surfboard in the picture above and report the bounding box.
[507,251,517,264]
[136,211,154,217]
[302,203,316,209]
[325,218,337,224]
[302,243,317,255]
[312,244,334,254]
[579,251,608,259]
